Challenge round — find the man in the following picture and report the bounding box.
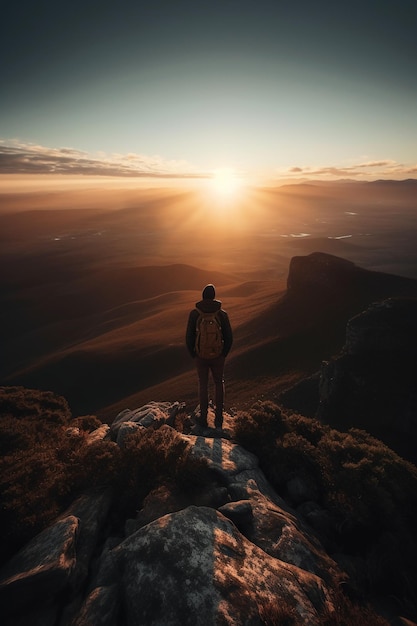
[186,284,233,429]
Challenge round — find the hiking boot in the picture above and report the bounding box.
[196,415,208,428]
[191,423,208,436]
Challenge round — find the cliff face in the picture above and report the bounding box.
[287,253,359,295]
[318,298,417,462]
[344,298,417,356]
[280,253,417,463]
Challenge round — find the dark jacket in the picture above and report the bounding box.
[186,299,233,358]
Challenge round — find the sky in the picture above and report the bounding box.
[1,0,417,183]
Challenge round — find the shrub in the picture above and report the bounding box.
[258,598,298,625]
[72,414,103,432]
[116,425,211,516]
[319,589,390,625]
[0,386,71,422]
[235,404,324,493]
[0,387,120,562]
[234,401,417,616]
[0,386,214,564]
[233,401,288,472]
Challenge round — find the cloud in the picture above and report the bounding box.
[0,140,204,178]
[282,159,414,181]
[357,160,399,168]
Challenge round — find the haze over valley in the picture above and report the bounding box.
[1,179,416,416]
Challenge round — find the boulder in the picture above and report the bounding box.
[61,488,114,592]
[71,585,120,626]
[116,420,146,448]
[110,401,184,439]
[113,505,335,625]
[0,516,78,615]
[232,479,341,586]
[184,433,340,586]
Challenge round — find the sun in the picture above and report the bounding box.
[209,168,242,196]
[197,166,251,226]
[196,168,256,230]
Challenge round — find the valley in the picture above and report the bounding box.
[1,179,417,417]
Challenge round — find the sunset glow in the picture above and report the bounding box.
[210,169,243,196]
[0,2,416,184]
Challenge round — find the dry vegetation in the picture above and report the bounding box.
[0,386,210,564]
[1,387,417,623]
[235,401,417,618]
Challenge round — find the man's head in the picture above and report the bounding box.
[202,284,216,300]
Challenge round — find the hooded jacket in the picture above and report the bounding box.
[186,298,233,358]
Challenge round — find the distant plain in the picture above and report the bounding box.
[1,179,416,417]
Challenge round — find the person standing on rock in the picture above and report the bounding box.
[186,284,233,429]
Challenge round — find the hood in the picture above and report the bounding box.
[196,299,222,313]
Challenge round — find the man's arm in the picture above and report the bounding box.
[185,310,198,357]
[220,311,233,356]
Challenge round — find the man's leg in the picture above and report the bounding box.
[195,357,209,426]
[211,356,225,427]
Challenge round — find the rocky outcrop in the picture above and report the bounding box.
[287,252,358,294]
[0,516,79,618]
[344,298,417,355]
[110,401,184,447]
[281,297,417,463]
[318,298,417,458]
[1,403,344,625]
[113,506,333,626]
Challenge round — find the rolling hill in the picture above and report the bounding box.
[3,247,417,419]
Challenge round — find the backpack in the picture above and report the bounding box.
[195,310,224,359]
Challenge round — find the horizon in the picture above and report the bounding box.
[1,172,417,205]
[1,1,417,186]
[1,176,417,281]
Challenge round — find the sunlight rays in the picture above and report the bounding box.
[194,168,256,228]
[209,168,243,197]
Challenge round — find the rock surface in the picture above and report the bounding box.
[0,402,345,626]
[0,516,79,616]
[114,505,333,626]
